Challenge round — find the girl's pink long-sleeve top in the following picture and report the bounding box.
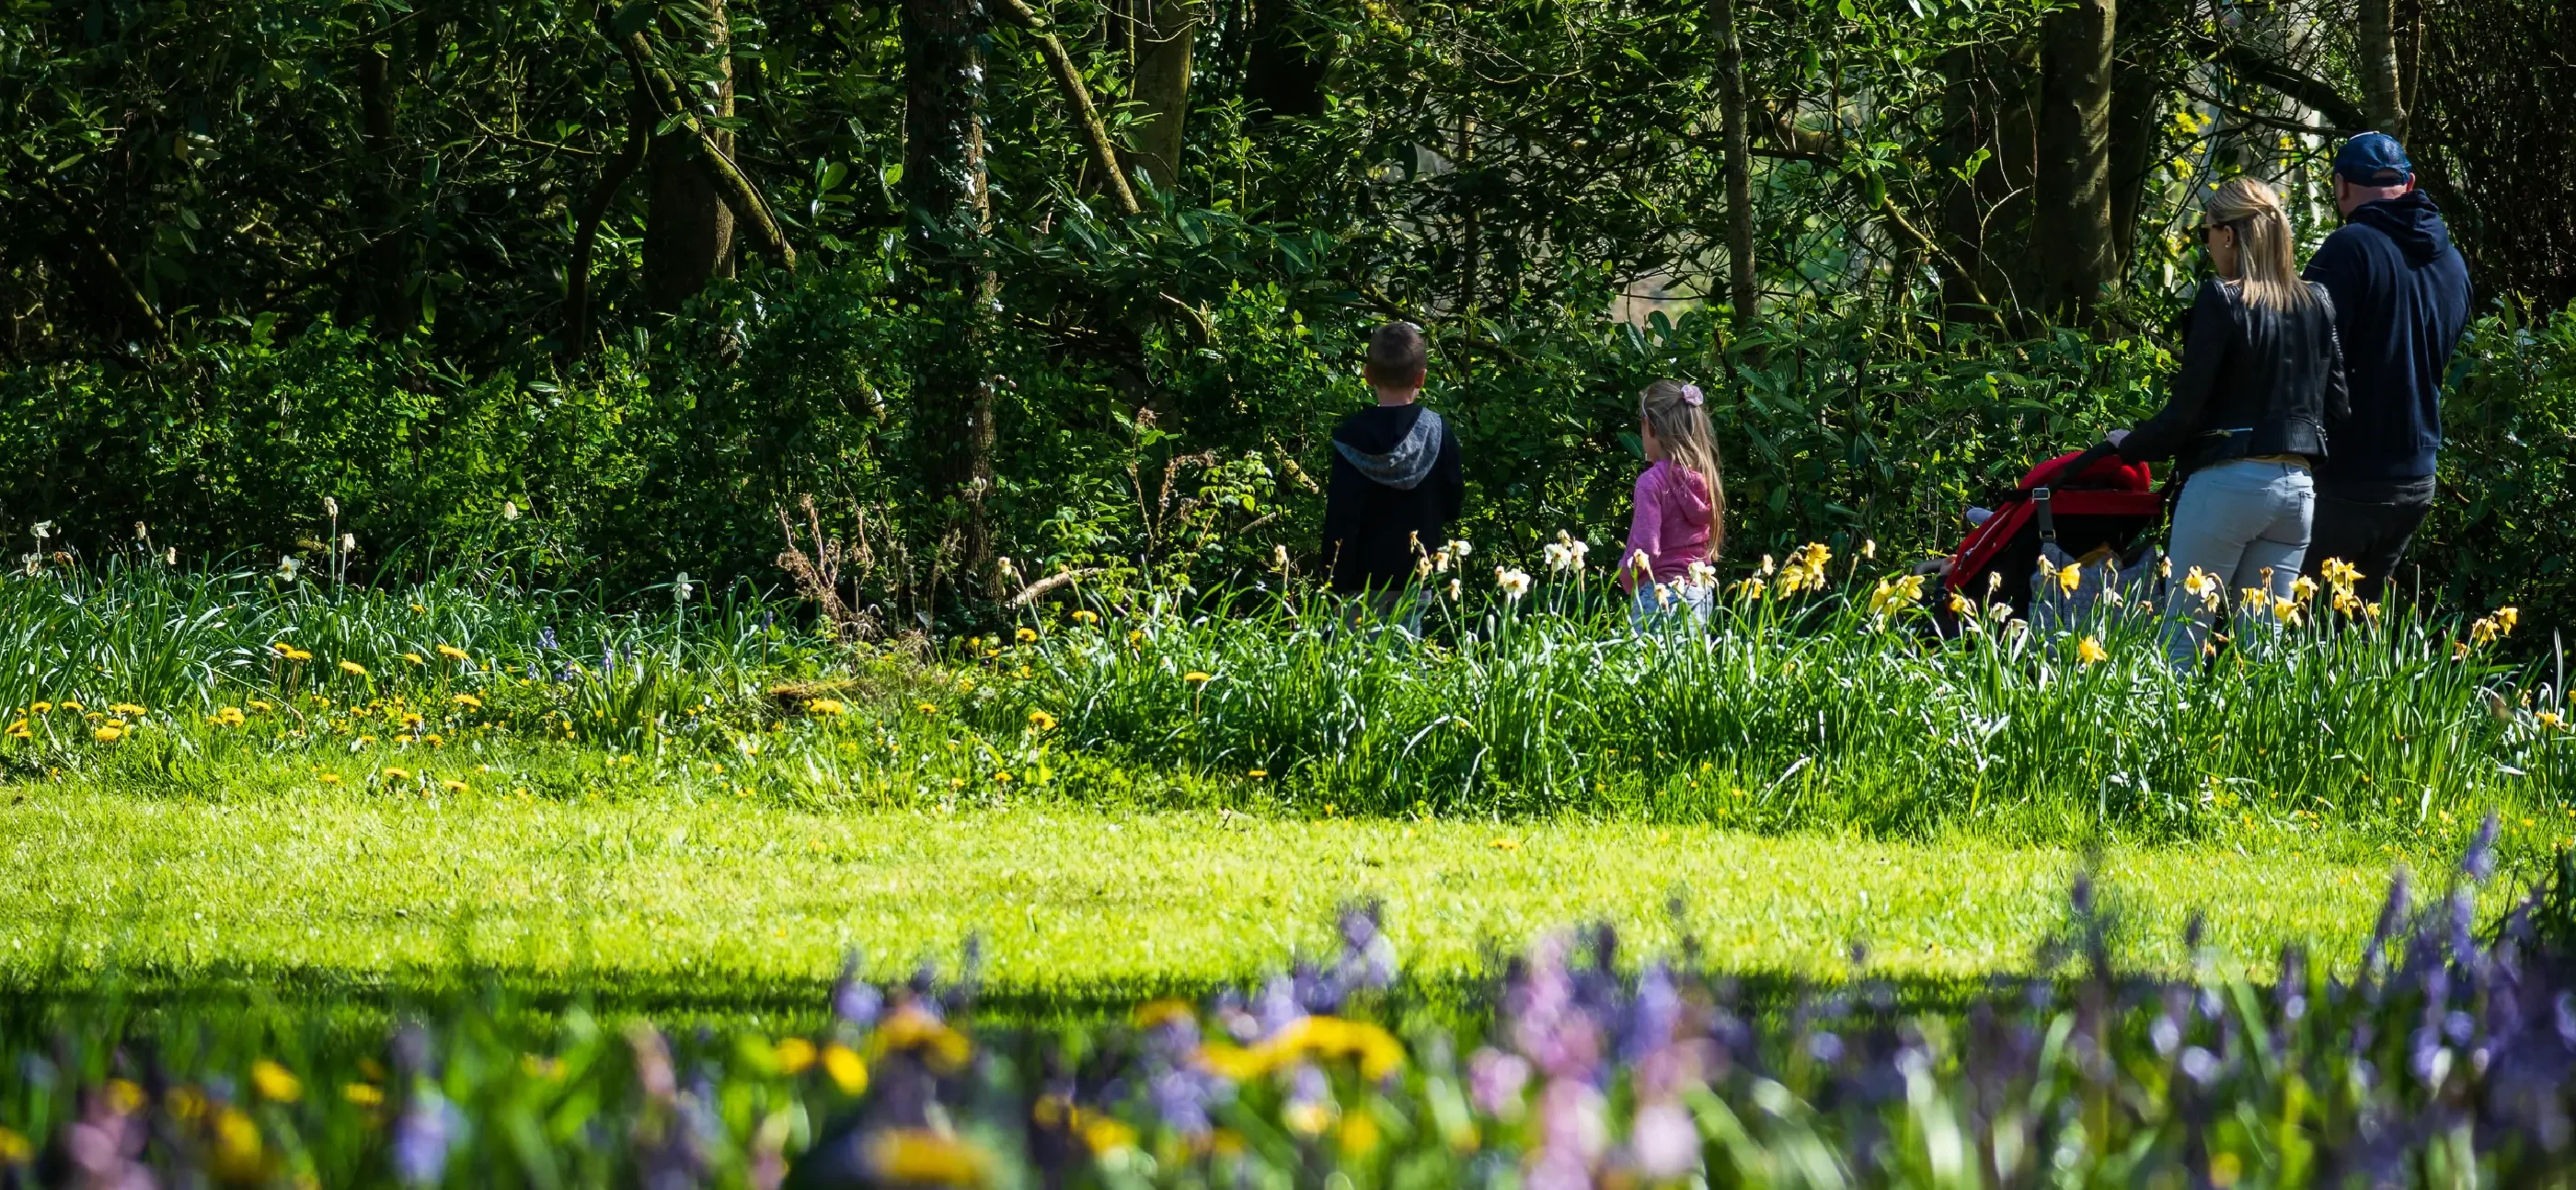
[1621,459,1717,588]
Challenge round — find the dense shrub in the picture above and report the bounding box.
[5,276,2571,631]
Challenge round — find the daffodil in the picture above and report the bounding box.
[822,1045,869,1095]
[2182,566,2221,610]
[2076,636,2109,665]
[2319,556,2363,587]
[2290,575,2320,602]
[774,1036,819,1075]
[2056,559,2083,596]
[2496,606,2521,635]
[1496,567,1534,600]
[2272,597,2304,627]
[1947,591,1974,616]
[2470,616,2500,646]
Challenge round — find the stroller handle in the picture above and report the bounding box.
[2041,440,2122,489]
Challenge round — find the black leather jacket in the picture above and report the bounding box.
[2118,278,2350,472]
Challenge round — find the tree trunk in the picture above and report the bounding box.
[2106,0,2175,277]
[903,0,998,575]
[642,0,737,311]
[1248,0,1328,121]
[2358,0,2408,138]
[355,28,413,334]
[565,89,651,357]
[1711,0,1757,334]
[2036,0,2117,321]
[1132,0,1199,189]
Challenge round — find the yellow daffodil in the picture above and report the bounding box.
[2470,617,2500,646]
[2056,560,2083,596]
[2291,575,2320,602]
[2496,606,2520,635]
[2076,636,2109,665]
[2319,557,2362,587]
[1867,574,1926,618]
[2272,598,2304,627]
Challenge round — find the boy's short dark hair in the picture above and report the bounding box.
[1363,322,1428,387]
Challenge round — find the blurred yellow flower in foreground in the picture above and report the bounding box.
[251,1058,303,1103]
[774,1036,818,1075]
[822,1044,870,1094]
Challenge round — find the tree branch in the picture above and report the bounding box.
[2191,34,2368,132]
[993,0,1142,216]
[566,90,651,356]
[618,29,799,270]
[7,154,163,341]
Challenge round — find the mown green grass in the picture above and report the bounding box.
[0,779,2477,1007]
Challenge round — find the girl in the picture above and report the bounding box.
[1620,379,1727,624]
[2108,177,2348,669]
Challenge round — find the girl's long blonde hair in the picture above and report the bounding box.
[1641,379,1727,559]
[2204,177,2316,312]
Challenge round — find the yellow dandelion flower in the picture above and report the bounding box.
[401,652,426,666]
[28,702,51,714]
[339,660,369,678]
[1072,609,1099,625]
[210,706,246,727]
[808,698,846,716]
[451,693,483,709]
[1248,768,1269,778]
[93,725,123,742]
[1490,838,1520,852]
[341,1082,384,1107]
[435,644,471,661]
[1015,627,1038,644]
[1027,710,1058,731]
[318,773,341,784]
[382,766,411,781]
[822,1044,869,1095]
[441,780,467,794]
[1183,670,1213,684]
[109,703,147,716]
[250,1059,303,1103]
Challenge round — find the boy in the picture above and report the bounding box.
[1319,322,1465,599]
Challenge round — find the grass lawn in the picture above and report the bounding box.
[3,785,2444,1009]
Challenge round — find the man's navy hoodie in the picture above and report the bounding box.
[2300,190,2473,480]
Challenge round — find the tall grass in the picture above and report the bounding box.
[992,568,2570,841]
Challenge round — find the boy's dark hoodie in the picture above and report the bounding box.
[2302,190,2473,480]
[1319,404,1464,593]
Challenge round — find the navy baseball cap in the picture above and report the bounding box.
[2334,132,2413,185]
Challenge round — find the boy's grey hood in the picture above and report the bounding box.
[1333,408,1445,491]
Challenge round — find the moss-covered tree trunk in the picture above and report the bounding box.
[642,0,737,311]
[903,0,998,578]
[1132,0,1199,189]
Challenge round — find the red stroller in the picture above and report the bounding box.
[1939,442,2168,615]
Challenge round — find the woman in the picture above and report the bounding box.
[2109,177,2348,668]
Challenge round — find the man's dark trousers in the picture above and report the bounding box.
[2307,475,2434,601]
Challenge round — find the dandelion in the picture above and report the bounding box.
[93,725,123,742]
[1027,710,1058,731]
[1072,609,1098,625]
[1248,768,1268,778]
[109,703,145,716]
[808,699,846,716]
[251,1059,303,1103]
[441,780,467,794]
[210,706,247,727]
[402,652,426,665]
[339,660,369,678]
[1495,567,1534,600]
[436,644,470,661]
[318,773,341,784]
[1490,838,1521,851]
[2077,636,2109,665]
[916,703,938,715]
[3,720,27,740]
[450,693,483,710]
[383,767,412,781]
[342,1082,384,1107]
[1183,670,1213,685]
[1016,627,1038,644]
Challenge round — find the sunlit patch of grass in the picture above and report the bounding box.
[0,788,2466,1003]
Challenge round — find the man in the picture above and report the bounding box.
[1319,321,1464,601]
[2300,132,2474,601]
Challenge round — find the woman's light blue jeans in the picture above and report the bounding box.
[2159,457,2314,669]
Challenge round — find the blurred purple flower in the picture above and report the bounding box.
[1629,1099,1698,1180]
[394,1091,461,1186]
[1466,1048,1532,1117]
[2462,812,2499,882]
